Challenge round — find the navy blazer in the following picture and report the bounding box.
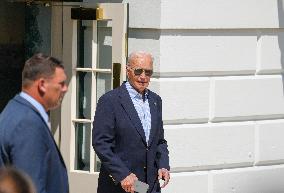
[0,95,69,193]
[92,83,170,193]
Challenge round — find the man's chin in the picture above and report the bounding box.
[138,87,147,94]
[49,103,61,110]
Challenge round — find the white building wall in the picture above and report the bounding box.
[90,0,284,192]
[157,0,284,192]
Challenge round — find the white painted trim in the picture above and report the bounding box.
[74,68,112,73]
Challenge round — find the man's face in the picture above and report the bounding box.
[127,55,153,94]
[43,67,68,110]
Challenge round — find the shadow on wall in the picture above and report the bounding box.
[277,0,284,92]
[128,28,160,40]
[85,0,123,3]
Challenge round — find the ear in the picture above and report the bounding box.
[38,78,47,94]
[126,67,131,76]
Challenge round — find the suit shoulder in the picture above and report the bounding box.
[0,98,46,148]
[0,98,43,130]
[98,85,122,101]
[1,97,37,116]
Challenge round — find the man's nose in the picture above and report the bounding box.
[139,71,147,78]
[62,84,68,92]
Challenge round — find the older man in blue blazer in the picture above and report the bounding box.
[93,51,170,193]
[0,53,69,193]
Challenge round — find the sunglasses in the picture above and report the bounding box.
[129,67,153,76]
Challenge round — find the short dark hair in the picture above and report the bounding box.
[0,167,35,193]
[22,53,64,88]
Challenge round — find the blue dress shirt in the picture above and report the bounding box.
[125,82,151,143]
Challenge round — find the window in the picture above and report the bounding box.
[73,20,113,172]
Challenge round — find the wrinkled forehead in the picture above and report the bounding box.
[129,55,153,69]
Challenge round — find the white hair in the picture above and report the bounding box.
[127,51,154,66]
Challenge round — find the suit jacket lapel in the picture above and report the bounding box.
[148,92,158,147]
[119,84,147,146]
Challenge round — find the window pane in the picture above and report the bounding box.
[76,72,92,119]
[77,20,93,68]
[75,122,91,171]
[97,20,112,69]
[96,20,113,101]
[96,73,112,102]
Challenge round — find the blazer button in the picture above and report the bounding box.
[109,174,115,182]
[143,166,147,171]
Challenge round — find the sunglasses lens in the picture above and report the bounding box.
[134,68,143,75]
[132,68,153,76]
[145,70,153,76]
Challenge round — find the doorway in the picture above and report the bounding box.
[50,2,128,193]
[0,0,56,112]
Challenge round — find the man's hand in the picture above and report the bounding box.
[158,168,170,188]
[121,173,138,193]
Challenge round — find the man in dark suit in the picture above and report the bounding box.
[0,53,69,193]
[92,51,170,193]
